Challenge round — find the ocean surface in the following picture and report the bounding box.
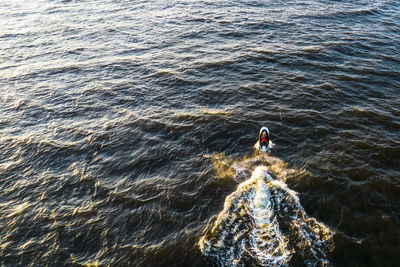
[1,0,399,266]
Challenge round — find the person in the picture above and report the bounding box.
[259,129,269,147]
[258,126,270,151]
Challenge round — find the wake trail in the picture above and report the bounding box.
[199,154,333,266]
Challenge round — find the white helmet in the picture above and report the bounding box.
[259,126,269,136]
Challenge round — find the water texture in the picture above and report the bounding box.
[199,164,333,266]
[1,0,400,266]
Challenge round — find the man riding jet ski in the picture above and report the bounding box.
[258,126,271,152]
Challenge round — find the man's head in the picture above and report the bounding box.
[262,130,267,137]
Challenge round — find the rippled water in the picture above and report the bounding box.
[199,161,334,266]
[1,0,400,266]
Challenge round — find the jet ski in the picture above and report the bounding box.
[258,126,271,152]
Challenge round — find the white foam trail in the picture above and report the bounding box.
[199,166,333,266]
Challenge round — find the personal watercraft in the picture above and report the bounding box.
[258,126,271,152]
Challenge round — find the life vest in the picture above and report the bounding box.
[260,133,269,147]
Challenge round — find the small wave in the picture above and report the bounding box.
[173,108,230,121]
[331,7,379,17]
[199,166,333,266]
[211,152,300,184]
[301,45,323,53]
[4,202,32,219]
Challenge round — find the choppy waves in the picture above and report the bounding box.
[199,157,333,266]
[1,0,400,265]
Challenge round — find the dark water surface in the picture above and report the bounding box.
[1,0,400,266]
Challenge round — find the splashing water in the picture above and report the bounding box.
[199,165,333,266]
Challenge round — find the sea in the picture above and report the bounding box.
[1,0,399,266]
